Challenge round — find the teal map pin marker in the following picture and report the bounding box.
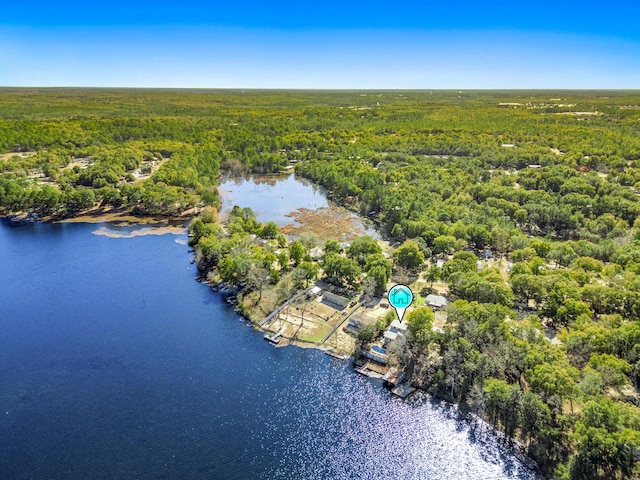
[388,284,413,322]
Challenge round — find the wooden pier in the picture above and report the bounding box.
[354,365,384,378]
[264,327,284,345]
[324,349,350,361]
[391,383,416,399]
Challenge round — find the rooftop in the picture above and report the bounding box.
[389,319,408,331]
[424,294,448,308]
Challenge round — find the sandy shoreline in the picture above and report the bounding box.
[56,210,191,226]
[3,208,190,238]
[91,225,187,238]
[51,209,189,238]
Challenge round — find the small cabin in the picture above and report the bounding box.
[424,294,449,310]
[383,367,406,388]
[322,291,350,310]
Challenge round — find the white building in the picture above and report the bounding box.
[424,294,449,310]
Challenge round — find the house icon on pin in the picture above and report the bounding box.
[390,286,411,306]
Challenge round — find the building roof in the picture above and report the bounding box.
[307,286,322,296]
[322,291,350,309]
[425,294,448,307]
[389,319,408,331]
[383,367,405,386]
[383,330,399,341]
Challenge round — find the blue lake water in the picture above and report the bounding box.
[0,219,541,480]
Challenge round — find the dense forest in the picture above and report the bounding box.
[2,88,640,479]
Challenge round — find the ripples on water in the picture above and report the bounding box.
[258,359,539,480]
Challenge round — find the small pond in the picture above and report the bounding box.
[219,173,380,241]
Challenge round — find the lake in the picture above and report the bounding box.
[0,176,541,479]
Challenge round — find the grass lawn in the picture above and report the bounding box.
[298,325,332,343]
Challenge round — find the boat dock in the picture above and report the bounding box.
[391,383,416,399]
[354,365,384,378]
[324,349,350,360]
[264,327,284,345]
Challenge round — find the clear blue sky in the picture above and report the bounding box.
[1,0,639,88]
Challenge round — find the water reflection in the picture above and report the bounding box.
[261,356,541,480]
[219,173,379,240]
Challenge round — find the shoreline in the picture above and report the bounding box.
[91,224,187,238]
[2,207,192,239]
[3,204,199,226]
[4,206,194,226]
[197,176,547,476]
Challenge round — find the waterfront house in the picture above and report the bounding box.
[384,319,408,347]
[389,319,408,334]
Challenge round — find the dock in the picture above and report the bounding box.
[354,365,384,378]
[391,383,416,399]
[324,349,350,361]
[264,327,284,345]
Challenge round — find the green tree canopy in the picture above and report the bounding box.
[346,235,381,265]
[394,239,425,270]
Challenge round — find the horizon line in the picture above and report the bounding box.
[2,86,640,92]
